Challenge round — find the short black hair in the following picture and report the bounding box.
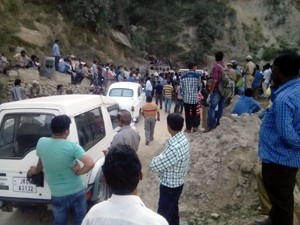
[273,52,300,77]
[57,84,63,90]
[14,79,21,86]
[188,62,197,70]
[167,113,184,131]
[146,96,152,102]
[215,51,224,62]
[244,88,253,97]
[54,39,59,43]
[51,115,71,134]
[102,144,142,195]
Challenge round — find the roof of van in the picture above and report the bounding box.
[0,95,118,116]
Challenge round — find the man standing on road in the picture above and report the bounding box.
[109,109,140,152]
[52,40,60,71]
[204,51,225,133]
[150,113,190,225]
[180,62,201,133]
[257,52,300,225]
[141,96,160,145]
[27,115,94,225]
[82,144,168,225]
[243,55,256,89]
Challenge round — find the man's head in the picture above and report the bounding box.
[14,79,21,86]
[245,88,253,97]
[20,50,26,57]
[188,63,197,71]
[215,51,224,62]
[57,84,63,94]
[146,96,152,103]
[245,55,252,61]
[272,52,300,85]
[54,39,59,44]
[51,115,71,136]
[102,144,142,195]
[117,109,132,126]
[167,113,184,132]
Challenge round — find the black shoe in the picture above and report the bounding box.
[145,141,150,145]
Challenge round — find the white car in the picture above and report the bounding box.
[107,82,146,123]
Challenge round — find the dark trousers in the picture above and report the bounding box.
[155,94,163,108]
[262,162,298,225]
[54,56,60,71]
[158,184,183,225]
[184,103,197,130]
[174,99,183,114]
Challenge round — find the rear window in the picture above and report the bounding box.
[109,88,133,97]
[0,113,53,158]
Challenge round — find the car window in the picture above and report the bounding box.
[109,88,133,97]
[107,104,120,129]
[75,107,105,151]
[0,113,53,158]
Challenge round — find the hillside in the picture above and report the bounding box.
[0,0,299,68]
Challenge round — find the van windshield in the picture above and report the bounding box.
[0,113,54,158]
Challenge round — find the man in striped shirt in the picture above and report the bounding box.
[150,113,190,225]
[163,80,173,114]
[258,52,300,225]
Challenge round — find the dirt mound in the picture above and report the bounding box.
[139,113,263,225]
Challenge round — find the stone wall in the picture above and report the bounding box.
[3,69,92,102]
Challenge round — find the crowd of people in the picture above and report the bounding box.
[3,40,300,225]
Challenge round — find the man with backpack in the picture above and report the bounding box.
[204,51,226,133]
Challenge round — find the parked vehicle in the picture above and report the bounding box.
[106,82,146,123]
[0,95,120,211]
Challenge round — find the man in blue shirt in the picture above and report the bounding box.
[232,88,261,115]
[52,40,60,71]
[257,52,300,225]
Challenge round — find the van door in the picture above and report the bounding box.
[0,111,56,204]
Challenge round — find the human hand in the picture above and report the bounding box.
[72,161,81,174]
[27,166,38,176]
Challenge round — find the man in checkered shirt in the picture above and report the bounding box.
[150,113,190,225]
[180,62,201,133]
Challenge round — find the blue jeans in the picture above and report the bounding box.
[207,91,224,128]
[146,90,152,97]
[51,189,87,225]
[158,184,183,225]
[164,97,172,114]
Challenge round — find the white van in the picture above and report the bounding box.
[0,95,120,211]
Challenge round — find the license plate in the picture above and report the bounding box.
[13,177,37,193]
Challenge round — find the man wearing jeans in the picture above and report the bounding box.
[180,63,201,133]
[150,113,190,225]
[27,115,94,225]
[163,80,173,114]
[52,40,60,71]
[204,51,225,133]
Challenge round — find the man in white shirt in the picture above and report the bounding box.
[82,144,168,225]
[262,63,272,98]
[145,76,153,97]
